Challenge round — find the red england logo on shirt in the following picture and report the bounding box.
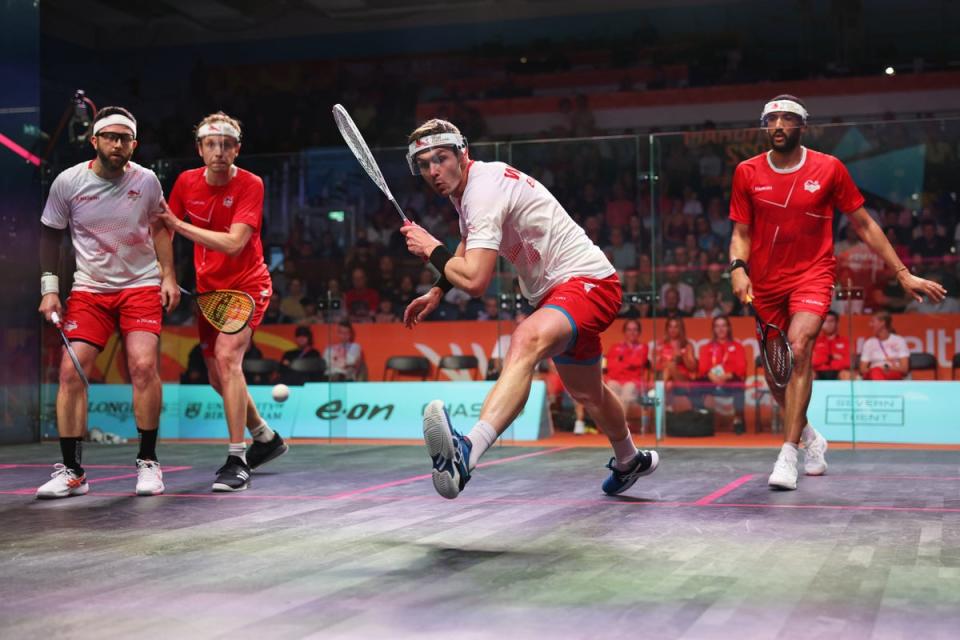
[803,180,821,193]
[127,189,141,200]
[223,196,234,207]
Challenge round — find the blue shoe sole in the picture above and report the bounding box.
[423,400,462,499]
[603,451,660,496]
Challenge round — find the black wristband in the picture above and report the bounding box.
[429,244,454,275]
[728,259,748,275]
[434,275,454,294]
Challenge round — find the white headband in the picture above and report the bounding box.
[93,114,137,138]
[406,132,467,175]
[761,99,808,124]
[197,122,241,141]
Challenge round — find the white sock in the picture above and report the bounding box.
[229,442,247,463]
[466,421,498,470]
[611,434,639,470]
[801,424,817,446]
[249,421,275,443]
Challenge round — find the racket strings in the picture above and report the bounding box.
[762,327,793,386]
[333,107,390,194]
[196,291,254,334]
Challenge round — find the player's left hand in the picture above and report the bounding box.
[897,271,947,304]
[160,275,181,313]
[400,222,442,260]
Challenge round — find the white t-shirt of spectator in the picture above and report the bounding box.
[324,342,363,379]
[860,334,910,369]
[41,161,164,293]
[453,161,615,306]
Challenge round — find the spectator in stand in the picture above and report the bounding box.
[262,291,291,325]
[242,339,272,385]
[343,267,380,319]
[604,227,636,271]
[181,343,209,385]
[858,311,909,381]
[660,265,695,313]
[324,277,346,323]
[395,274,418,310]
[415,268,436,295]
[299,297,324,325]
[574,182,605,220]
[316,231,343,262]
[706,196,731,239]
[323,320,366,381]
[812,311,852,380]
[694,216,723,254]
[884,226,911,265]
[662,208,689,249]
[910,219,951,266]
[478,296,511,321]
[281,326,320,368]
[627,215,648,250]
[694,315,747,433]
[692,286,724,318]
[374,298,400,323]
[605,181,635,229]
[662,286,689,318]
[375,254,399,297]
[280,277,307,322]
[655,316,697,409]
[681,187,703,217]
[603,319,650,413]
[344,232,376,276]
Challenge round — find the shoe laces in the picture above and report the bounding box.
[50,463,74,479]
[774,456,796,474]
[137,459,161,478]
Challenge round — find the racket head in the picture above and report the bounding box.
[194,290,255,335]
[332,104,394,201]
[757,319,794,388]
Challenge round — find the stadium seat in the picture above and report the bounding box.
[953,353,960,380]
[242,358,279,385]
[435,355,480,380]
[284,358,326,384]
[384,356,430,381]
[908,352,938,380]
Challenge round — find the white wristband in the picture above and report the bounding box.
[41,273,59,296]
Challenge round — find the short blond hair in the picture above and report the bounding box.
[195,111,242,140]
[407,118,461,144]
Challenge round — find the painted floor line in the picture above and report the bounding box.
[694,474,757,505]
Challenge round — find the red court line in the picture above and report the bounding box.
[325,446,574,500]
[815,475,960,481]
[694,474,757,505]
[708,502,960,514]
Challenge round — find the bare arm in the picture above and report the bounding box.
[441,248,499,298]
[38,224,65,322]
[151,219,180,312]
[847,207,946,303]
[729,222,753,302]
[158,201,253,257]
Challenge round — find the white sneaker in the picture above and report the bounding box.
[573,420,586,435]
[768,449,799,490]
[36,463,89,499]
[135,459,164,496]
[803,430,829,476]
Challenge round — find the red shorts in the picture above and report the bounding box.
[197,287,271,358]
[752,277,834,331]
[864,367,905,381]
[63,286,163,349]
[539,274,622,365]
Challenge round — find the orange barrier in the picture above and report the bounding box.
[86,313,960,383]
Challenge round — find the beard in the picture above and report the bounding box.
[768,126,802,153]
[96,146,131,172]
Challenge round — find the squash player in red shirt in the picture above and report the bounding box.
[728,95,945,490]
[160,112,288,492]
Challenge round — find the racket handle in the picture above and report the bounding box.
[50,311,61,326]
[744,294,754,304]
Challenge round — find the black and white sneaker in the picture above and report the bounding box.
[212,456,251,492]
[246,433,289,470]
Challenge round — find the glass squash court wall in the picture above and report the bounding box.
[38,118,959,447]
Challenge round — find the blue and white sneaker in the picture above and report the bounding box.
[602,450,659,496]
[423,399,472,499]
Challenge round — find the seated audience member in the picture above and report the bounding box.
[579,319,650,435]
[281,325,320,368]
[661,286,689,318]
[691,286,723,318]
[858,311,909,380]
[180,343,208,384]
[262,291,292,325]
[655,317,697,409]
[660,264,695,313]
[324,277,347,323]
[242,340,273,385]
[603,227,636,271]
[300,297,324,325]
[909,219,950,265]
[323,320,366,381]
[343,267,380,316]
[374,298,400,323]
[280,277,307,322]
[812,311,852,380]
[478,295,510,321]
[415,268,436,295]
[695,315,747,432]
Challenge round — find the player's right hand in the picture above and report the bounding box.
[38,293,63,324]
[731,271,753,305]
[403,290,441,329]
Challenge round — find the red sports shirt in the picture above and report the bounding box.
[729,147,865,293]
[696,339,747,380]
[811,333,851,373]
[168,167,271,294]
[605,341,649,385]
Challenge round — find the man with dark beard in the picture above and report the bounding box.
[727,95,945,490]
[37,106,179,498]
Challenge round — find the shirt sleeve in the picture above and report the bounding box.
[860,338,880,367]
[462,176,509,252]
[232,175,264,229]
[40,173,71,230]
[728,162,753,225]
[831,157,866,214]
[147,172,165,222]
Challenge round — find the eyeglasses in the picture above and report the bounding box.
[96,132,135,145]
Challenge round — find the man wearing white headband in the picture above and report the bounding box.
[400,118,659,500]
[36,106,180,499]
[728,94,946,490]
[158,111,285,492]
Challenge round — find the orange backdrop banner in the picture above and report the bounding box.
[88,313,959,384]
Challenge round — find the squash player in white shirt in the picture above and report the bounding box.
[400,119,659,499]
[36,106,180,499]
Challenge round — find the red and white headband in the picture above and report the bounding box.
[93,114,137,138]
[197,122,241,141]
[760,99,808,124]
[406,132,467,175]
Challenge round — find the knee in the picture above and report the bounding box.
[214,351,243,378]
[790,335,815,362]
[128,357,158,387]
[505,330,549,368]
[58,362,85,391]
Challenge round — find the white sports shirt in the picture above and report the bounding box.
[860,334,910,369]
[41,161,165,293]
[453,161,615,305]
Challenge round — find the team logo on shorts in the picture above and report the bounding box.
[583,283,597,293]
[64,319,78,332]
[223,196,234,208]
[803,180,821,193]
